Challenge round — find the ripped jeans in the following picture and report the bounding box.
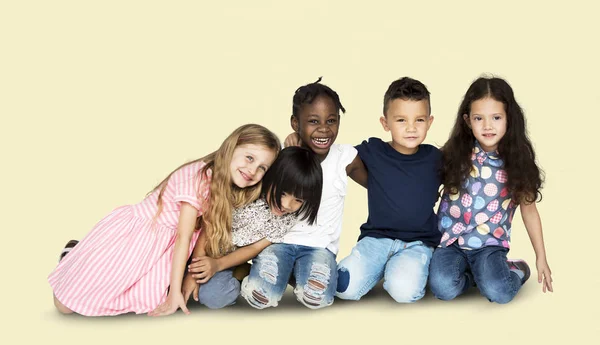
[336,237,433,303]
[240,243,337,309]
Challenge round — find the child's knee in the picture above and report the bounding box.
[335,245,375,300]
[295,261,336,309]
[240,276,283,309]
[428,271,462,301]
[198,290,239,309]
[198,278,240,309]
[479,282,517,304]
[54,296,74,314]
[384,277,426,303]
[336,266,351,294]
[335,266,362,300]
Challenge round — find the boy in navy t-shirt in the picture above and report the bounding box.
[336,77,442,303]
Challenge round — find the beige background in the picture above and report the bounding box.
[2,0,598,344]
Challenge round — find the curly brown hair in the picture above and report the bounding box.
[441,76,544,204]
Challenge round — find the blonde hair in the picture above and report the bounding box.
[150,124,281,257]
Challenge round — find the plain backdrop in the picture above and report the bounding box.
[2,1,598,344]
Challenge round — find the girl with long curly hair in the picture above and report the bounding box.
[429,76,553,304]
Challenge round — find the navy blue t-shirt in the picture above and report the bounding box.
[356,137,442,247]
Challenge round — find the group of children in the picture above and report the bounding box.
[48,75,553,316]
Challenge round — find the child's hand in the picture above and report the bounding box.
[536,257,553,293]
[284,132,302,148]
[182,273,199,303]
[188,256,221,284]
[148,292,190,317]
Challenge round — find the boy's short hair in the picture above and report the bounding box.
[383,77,431,115]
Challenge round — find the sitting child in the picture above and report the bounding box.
[336,77,442,303]
[184,146,324,308]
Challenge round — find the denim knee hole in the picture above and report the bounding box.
[301,262,331,307]
[258,253,279,285]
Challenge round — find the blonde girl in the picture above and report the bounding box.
[48,124,281,316]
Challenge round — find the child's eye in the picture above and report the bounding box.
[494,116,502,120]
[473,116,482,121]
[295,199,304,204]
[326,119,337,124]
[259,166,267,172]
[417,118,425,122]
[309,120,318,124]
[396,119,405,122]
[246,155,254,162]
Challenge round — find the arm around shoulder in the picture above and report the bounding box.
[346,155,368,189]
[189,238,272,284]
[149,202,198,316]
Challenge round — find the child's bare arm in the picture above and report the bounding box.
[284,132,302,147]
[346,155,368,188]
[520,201,553,293]
[149,202,198,316]
[190,227,207,258]
[182,228,207,303]
[188,238,271,284]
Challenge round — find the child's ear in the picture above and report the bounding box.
[291,115,299,132]
[379,116,390,132]
[428,115,435,128]
[462,114,471,128]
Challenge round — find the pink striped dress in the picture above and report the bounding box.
[48,161,211,316]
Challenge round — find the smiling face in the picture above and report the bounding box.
[381,98,433,155]
[464,97,507,153]
[291,95,340,161]
[229,144,277,189]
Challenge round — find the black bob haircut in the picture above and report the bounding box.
[261,146,323,224]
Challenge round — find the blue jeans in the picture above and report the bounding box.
[428,244,522,304]
[240,243,337,309]
[196,270,240,309]
[336,237,434,303]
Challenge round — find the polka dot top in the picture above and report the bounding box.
[437,141,518,250]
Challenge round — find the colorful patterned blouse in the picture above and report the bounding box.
[437,141,517,250]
